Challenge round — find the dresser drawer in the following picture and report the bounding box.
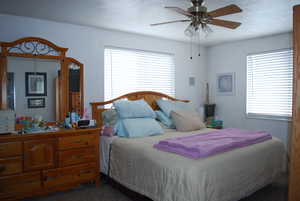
[43,163,97,188]
[58,147,97,167]
[24,139,56,171]
[0,172,42,194]
[58,134,97,150]
[0,142,22,157]
[0,157,22,176]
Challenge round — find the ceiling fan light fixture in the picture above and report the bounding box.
[201,24,213,37]
[184,24,198,37]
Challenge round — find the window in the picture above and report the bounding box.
[247,49,293,120]
[104,47,175,100]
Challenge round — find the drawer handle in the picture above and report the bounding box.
[0,164,6,172]
[79,170,91,174]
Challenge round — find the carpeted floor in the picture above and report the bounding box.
[24,174,287,201]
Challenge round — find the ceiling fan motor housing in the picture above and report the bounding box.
[188,5,210,26]
[188,5,207,14]
[191,0,204,7]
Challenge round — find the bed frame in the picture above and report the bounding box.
[90,91,189,128]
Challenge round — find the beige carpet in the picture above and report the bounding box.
[24,175,287,201]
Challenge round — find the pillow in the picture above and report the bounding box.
[113,99,156,119]
[170,110,206,132]
[156,99,194,117]
[122,118,163,138]
[102,109,118,126]
[115,119,128,137]
[101,125,116,136]
[155,110,175,129]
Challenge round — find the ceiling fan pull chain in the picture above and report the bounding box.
[190,36,193,60]
[198,31,201,57]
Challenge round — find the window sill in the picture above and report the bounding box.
[246,114,292,122]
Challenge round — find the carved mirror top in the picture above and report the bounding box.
[0,37,68,58]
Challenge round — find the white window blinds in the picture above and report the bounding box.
[104,47,175,100]
[246,49,293,119]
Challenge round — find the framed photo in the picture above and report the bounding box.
[217,72,235,96]
[27,98,45,108]
[25,72,47,96]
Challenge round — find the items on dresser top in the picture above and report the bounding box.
[0,110,15,134]
[0,128,100,201]
[77,119,97,129]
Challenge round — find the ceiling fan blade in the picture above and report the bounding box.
[208,19,241,29]
[208,4,242,18]
[150,20,191,26]
[165,6,193,17]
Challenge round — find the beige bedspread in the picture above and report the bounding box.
[109,128,286,201]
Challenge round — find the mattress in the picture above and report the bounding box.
[107,128,286,201]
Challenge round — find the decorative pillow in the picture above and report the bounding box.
[113,99,156,119]
[170,110,206,132]
[102,109,118,126]
[156,99,194,117]
[101,125,116,136]
[155,110,175,129]
[121,118,163,138]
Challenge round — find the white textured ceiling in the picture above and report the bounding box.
[0,0,299,46]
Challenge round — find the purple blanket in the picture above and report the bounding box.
[153,128,272,159]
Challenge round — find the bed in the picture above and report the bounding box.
[90,91,286,201]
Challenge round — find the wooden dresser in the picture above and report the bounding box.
[0,128,100,201]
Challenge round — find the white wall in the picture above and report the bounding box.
[207,33,292,148]
[0,14,208,118]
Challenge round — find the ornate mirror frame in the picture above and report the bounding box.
[0,37,83,122]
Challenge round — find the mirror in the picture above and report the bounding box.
[68,60,83,116]
[0,37,84,123]
[6,57,60,122]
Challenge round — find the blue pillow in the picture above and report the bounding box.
[113,99,156,119]
[115,119,128,137]
[120,118,163,138]
[156,99,194,117]
[155,110,175,129]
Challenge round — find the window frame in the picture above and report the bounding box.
[246,48,293,121]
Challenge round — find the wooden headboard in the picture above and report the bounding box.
[90,91,189,128]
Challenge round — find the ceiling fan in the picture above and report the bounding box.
[150,0,242,37]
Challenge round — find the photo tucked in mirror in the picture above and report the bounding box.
[7,57,60,122]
